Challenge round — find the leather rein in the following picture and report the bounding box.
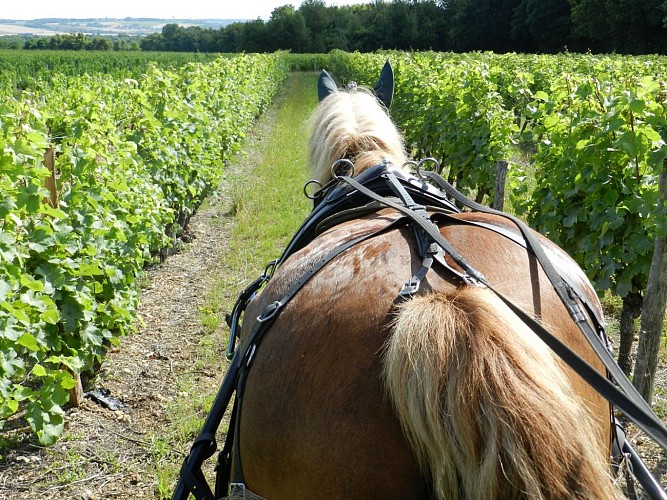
[173,160,667,500]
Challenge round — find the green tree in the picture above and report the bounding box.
[87,37,113,51]
[140,33,164,51]
[448,0,522,52]
[241,20,270,52]
[511,0,572,52]
[0,36,23,49]
[299,0,331,52]
[48,33,87,50]
[570,0,667,53]
[413,0,452,50]
[219,22,245,52]
[267,5,308,52]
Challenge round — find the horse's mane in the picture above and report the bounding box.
[307,88,407,185]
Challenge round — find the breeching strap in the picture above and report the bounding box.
[337,172,667,452]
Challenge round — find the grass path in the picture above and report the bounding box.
[223,72,316,281]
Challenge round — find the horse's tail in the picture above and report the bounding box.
[384,286,620,500]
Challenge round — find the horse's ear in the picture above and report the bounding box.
[373,60,394,110]
[318,69,338,102]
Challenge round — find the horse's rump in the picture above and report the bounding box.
[235,209,616,499]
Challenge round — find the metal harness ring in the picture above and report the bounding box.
[303,179,323,200]
[415,157,443,179]
[331,158,355,179]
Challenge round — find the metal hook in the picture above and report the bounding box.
[303,179,323,200]
[262,259,279,280]
[331,158,355,179]
[402,160,419,175]
[415,157,442,179]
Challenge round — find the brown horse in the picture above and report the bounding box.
[230,69,620,499]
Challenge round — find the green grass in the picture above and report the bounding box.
[197,73,316,341]
[227,75,316,269]
[151,72,317,498]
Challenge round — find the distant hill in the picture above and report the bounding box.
[0,18,245,37]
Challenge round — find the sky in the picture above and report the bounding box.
[1,0,376,21]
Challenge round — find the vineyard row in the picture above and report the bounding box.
[0,53,289,444]
[1,50,666,443]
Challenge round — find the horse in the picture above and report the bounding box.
[228,65,620,499]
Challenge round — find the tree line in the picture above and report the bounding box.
[136,0,667,54]
[0,33,140,51]
[2,0,666,54]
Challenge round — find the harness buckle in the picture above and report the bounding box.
[230,482,247,498]
[400,277,420,296]
[462,273,485,287]
[257,300,282,323]
[245,344,257,368]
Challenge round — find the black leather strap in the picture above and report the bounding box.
[178,435,216,500]
[338,173,667,451]
[173,349,243,500]
[280,163,458,262]
[227,215,410,488]
[214,399,239,498]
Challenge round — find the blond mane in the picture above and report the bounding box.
[307,88,407,184]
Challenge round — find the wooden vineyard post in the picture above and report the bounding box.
[43,147,58,208]
[64,365,84,408]
[42,147,84,406]
[633,162,667,403]
[492,160,508,211]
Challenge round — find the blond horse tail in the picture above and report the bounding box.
[384,287,620,500]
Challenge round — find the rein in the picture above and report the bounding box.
[173,161,667,500]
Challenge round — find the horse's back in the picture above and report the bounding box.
[238,211,432,498]
[236,209,611,498]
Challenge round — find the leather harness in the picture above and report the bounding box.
[173,162,667,500]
